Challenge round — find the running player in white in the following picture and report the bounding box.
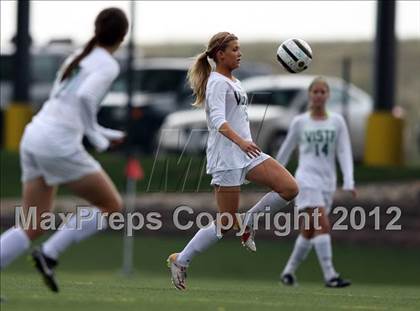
[167,32,299,291]
[277,77,355,287]
[0,8,128,293]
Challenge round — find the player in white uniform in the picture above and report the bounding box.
[277,77,355,287]
[167,32,299,290]
[0,8,128,293]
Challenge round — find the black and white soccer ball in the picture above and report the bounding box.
[277,39,312,73]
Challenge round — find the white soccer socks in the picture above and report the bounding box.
[312,233,338,281]
[244,191,289,229]
[176,222,221,267]
[282,234,313,276]
[42,207,106,260]
[0,227,30,269]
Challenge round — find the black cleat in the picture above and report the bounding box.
[31,247,59,293]
[280,273,297,286]
[325,276,351,288]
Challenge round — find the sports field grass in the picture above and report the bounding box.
[1,234,419,310]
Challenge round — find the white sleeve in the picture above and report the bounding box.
[336,115,355,190]
[276,117,300,165]
[80,99,109,152]
[96,126,125,140]
[77,66,119,152]
[206,80,229,130]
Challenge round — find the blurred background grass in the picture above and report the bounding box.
[1,150,419,198]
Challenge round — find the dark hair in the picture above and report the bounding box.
[61,7,128,81]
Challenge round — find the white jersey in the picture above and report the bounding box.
[205,72,253,173]
[276,112,354,191]
[21,47,124,157]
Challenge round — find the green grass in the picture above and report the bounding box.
[1,150,420,198]
[1,234,420,310]
[2,273,420,311]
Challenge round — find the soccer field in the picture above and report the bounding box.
[2,273,420,311]
[1,234,419,311]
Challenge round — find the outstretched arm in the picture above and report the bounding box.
[77,67,122,152]
[276,117,300,166]
[336,116,355,191]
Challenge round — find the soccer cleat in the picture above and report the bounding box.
[325,276,351,288]
[31,247,59,293]
[241,228,256,252]
[166,253,187,291]
[280,273,298,287]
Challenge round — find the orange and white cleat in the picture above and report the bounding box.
[166,253,187,291]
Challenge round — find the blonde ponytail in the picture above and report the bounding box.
[188,52,212,107]
[188,32,238,108]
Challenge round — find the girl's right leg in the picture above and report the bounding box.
[31,169,122,293]
[40,170,122,262]
[168,186,240,290]
[281,209,315,285]
[0,177,55,270]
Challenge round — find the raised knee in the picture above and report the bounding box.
[275,181,299,201]
[114,194,124,212]
[287,183,299,201]
[106,194,123,213]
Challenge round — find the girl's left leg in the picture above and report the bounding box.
[31,170,122,292]
[311,207,337,282]
[40,170,122,262]
[244,158,298,229]
[242,158,298,251]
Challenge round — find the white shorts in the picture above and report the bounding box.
[20,148,102,186]
[210,152,271,187]
[295,187,334,213]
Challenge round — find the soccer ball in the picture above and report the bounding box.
[277,38,312,73]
